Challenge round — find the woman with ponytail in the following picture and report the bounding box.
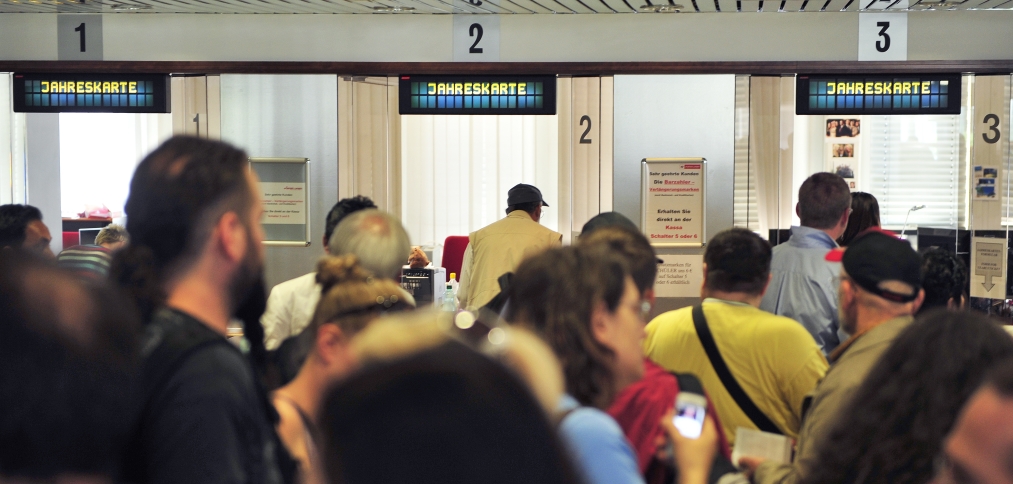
[272,254,413,484]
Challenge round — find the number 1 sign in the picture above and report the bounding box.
[858,13,907,61]
[453,15,500,62]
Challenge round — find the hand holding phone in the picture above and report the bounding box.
[673,392,708,439]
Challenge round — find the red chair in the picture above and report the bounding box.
[62,231,80,249]
[442,236,470,282]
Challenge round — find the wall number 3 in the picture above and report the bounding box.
[875,21,891,53]
[983,114,1001,144]
[469,23,484,54]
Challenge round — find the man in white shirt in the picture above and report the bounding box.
[261,196,376,350]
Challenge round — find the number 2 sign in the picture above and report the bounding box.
[453,15,500,62]
[858,13,907,61]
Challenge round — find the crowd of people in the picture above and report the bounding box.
[2,135,1013,484]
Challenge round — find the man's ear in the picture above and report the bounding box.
[323,235,330,255]
[217,211,247,263]
[911,288,926,315]
[644,288,657,306]
[759,272,773,298]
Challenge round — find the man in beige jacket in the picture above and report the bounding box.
[743,229,924,484]
[458,184,562,310]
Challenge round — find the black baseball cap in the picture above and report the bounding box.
[507,184,548,207]
[835,230,922,303]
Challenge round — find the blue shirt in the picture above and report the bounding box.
[557,395,645,484]
[759,226,842,355]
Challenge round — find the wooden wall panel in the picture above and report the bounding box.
[970,75,1011,231]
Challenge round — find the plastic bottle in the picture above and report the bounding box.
[442,278,456,312]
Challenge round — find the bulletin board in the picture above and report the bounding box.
[250,157,310,247]
[641,158,706,248]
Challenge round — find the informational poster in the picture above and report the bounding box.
[970,237,1007,299]
[261,182,307,225]
[654,254,704,298]
[825,117,862,191]
[641,158,706,248]
[250,157,311,247]
[973,165,1000,200]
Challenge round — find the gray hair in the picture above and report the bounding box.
[328,209,410,280]
[95,224,129,246]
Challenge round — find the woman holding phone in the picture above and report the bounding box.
[507,246,720,484]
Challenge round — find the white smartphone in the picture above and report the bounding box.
[673,392,708,439]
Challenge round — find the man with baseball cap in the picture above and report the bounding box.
[458,183,562,310]
[744,229,924,484]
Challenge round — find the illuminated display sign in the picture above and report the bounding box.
[796,74,961,115]
[399,75,556,115]
[13,73,170,113]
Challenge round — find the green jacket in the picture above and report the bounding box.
[753,316,914,484]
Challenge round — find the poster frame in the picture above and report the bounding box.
[641,158,707,249]
[249,157,311,247]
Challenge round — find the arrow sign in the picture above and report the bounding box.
[972,239,1006,298]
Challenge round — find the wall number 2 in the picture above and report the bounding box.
[469,23,484,54]
[875,21,891,53]
[579,115,593,144]
[983,114,1001,144]
[74,23,86,52]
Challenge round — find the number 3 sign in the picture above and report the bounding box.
[858,13,907,61]
[453,15,500,62]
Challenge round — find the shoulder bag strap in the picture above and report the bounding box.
[692,304,783,435]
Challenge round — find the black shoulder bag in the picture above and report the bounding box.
[692,305,783,435]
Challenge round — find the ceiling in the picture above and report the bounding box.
[0,0,1007,16]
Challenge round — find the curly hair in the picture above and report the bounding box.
[506,246,629,409]
[801,309,1013,484]
[919,248,968,314]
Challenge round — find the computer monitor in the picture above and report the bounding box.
[79,228,101,246]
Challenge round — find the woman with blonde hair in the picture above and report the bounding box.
[272,254,412,484]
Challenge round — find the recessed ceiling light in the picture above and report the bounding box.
[110,3,152,9]
[372,5,414,11]
[639,4,683,11]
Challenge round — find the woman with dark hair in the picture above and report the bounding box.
[507,246,718,484]
[837,192,880,246]
[800,310,1013,484]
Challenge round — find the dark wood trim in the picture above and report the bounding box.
[1,60,1011,75]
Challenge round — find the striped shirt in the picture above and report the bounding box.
[57,245,112,279]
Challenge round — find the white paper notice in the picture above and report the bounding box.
[642,160,705,246]
[261,182,307,225]
[654,254,704,298]
[732,427,792,466]
[970,237,1007,299]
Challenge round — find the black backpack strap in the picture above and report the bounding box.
[692,305,783,435]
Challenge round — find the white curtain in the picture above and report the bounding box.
[400,114,559,254]
[59,112,172,218]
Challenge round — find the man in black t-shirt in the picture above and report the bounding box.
[115,137,291,484]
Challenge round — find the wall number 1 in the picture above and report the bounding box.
[469,23,484,54]
[74,23,86,52]
[875,21,891,52]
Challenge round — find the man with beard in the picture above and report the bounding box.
[113,137,289,484]
[743,229,924,484]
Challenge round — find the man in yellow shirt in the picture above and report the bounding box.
[644,228,828,445]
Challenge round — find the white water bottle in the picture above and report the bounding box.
[442,279,456,312]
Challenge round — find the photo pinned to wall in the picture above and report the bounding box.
[825,116,862,191]
[826,119,861,138]
[974,165,999,200]
[832,144,855,158]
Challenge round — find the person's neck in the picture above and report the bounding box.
[853,308,909,334]
[702,289,763,308]
[165,273,232,335]
[278,362,329,423]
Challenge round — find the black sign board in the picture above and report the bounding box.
[399,75,556,115]
[13,73,170,113]
[796,74,961,115]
